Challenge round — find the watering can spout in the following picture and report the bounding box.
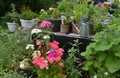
[71,21,80,34]
[71,15,90,37]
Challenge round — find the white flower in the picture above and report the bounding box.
[41,9,44,12]
[31,28,42,34]
[49,7,53,11]
[32,50,41,58]
[43,35,50,39]
[93,75,97,78]
[19,58,30,69]
[19,63,25,69]
[26,44,34,49]
[16,40,21,44]
[104,72,109,76]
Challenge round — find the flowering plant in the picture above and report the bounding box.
[19,20,66,78]
[35,9,49,23]
[48,7,60,19]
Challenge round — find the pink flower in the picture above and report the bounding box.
[47,48,64,64]
[56,48,64,56]
[36,40,42,45]
[32,56,48,69]
[17,27,22,30]
[54,56,61,62]
[49,41,59,49]
[98,2,103,7]
[47,56,55,64]
[39,20,52,28]
[59,62,64,67]
[47,49,57,57]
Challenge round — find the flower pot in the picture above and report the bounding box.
[48,19,61,32]
[72,24,80,34]
[60,25,69,34]
[6,22,17,32]
[20,19,35,30]
[20,19,35,34]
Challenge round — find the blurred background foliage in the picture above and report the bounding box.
[0,0,60,17]
[0,0,107,17]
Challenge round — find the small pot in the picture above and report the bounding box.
[20,19,35,34]
[20,19,35,30]
[6,22,17,32]
[60,25,69,34]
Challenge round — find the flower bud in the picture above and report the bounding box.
[93,75,97,78]
[104,72,109,76]
[20,63,25,69]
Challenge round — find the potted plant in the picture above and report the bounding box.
[57,1,75,13]
[2,4,20,32]
[72,2,88,34]
[34,9,49,29]
[20,6,37,31]
[60,14,70,34]
[47,7,61,32]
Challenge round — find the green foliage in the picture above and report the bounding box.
[91,5,109,33]
[0,28,31,70]
[64,39,81,78]
[81,17,120,78]
[73,2,88,23]
[57,1,75,12]
[47,7,61,19]
[20,6,38,20]
[0,0,59,17]
[1,4,20,22]
[35,9,49,23]
[36,62,65,78]
[0,69,26,78]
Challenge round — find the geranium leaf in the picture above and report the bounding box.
[114,51,120,57]
[105,56,120,73]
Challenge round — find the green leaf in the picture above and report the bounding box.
[114,51,120,57]
[93,61,101,68]
[105,56,120,73]
[94,41,112,51]
[83,61,93,70]
[97,52,106,62]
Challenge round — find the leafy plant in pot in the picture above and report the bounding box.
[20,6,38,32]
[2,4,20,32]
[60,14,70,34]
[72,2,88,34]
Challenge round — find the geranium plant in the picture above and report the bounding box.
[20,20,66,78]
[81,17,120,78]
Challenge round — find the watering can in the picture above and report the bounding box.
[71,15,90,37]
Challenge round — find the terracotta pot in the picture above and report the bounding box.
[72,24,80,34]
[60,25,69,34]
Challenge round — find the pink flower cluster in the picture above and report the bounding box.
[32,40,64,69]
[32,56,48,69]
[47,41,64,64]
[39,20,52,28]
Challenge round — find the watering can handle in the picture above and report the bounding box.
[71,22,80,34]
